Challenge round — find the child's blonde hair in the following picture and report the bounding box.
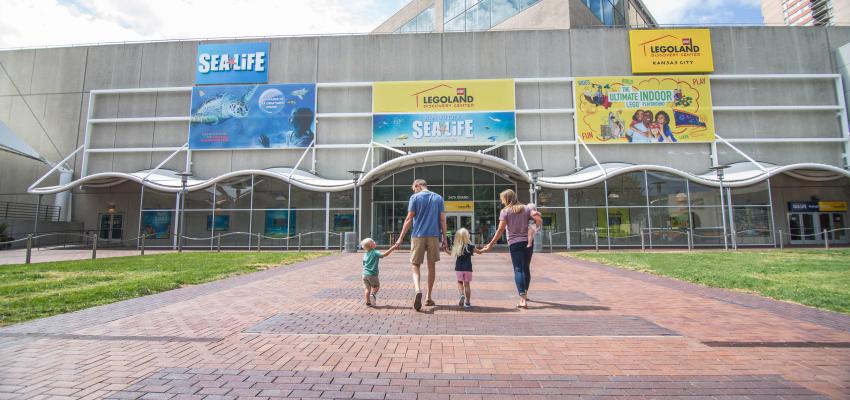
[450,228,472,257]
[360,238,375,250]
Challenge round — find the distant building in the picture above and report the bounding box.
[372,0,657,33]
[761,0,850,26]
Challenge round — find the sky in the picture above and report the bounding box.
[0,0,764,49]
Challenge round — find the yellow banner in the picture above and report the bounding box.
[819,201,848,212]
[629,29,714,74]
[373,79,515,113]
[445,201,473,212]
[575,75,715,144]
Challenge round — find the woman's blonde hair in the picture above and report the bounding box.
[450,228,472,257]
[499,189,525,214]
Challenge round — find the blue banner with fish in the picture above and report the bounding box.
[372,112,515,147]
[188,83,316,150]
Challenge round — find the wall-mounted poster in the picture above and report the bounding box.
[575,75,714,144]
[189,83,316,150]
[372,79,516,147]
[264,210,296,238]
[141,211,172,239]
[333,213,354,232]
[206,215,230,231]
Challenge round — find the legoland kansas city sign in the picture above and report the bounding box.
[196,42,269,85]
[629,29,714,74]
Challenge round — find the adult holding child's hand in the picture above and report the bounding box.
[483,189,542,309]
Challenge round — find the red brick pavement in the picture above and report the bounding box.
[0,251,848,399]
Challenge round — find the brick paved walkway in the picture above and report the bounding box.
[1,252,848,399]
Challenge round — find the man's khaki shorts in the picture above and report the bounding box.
[410,236,441,265]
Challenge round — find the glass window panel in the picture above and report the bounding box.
[373,186,394,202]
[215,176,254,209]
[417,7,435,32]
[491,0,521,26]
[466,0,491,31]
[647,171,688,207]
[393,202,408,239]
[444,165,473,185]
[374,174,393,186]
[428,185,444,197]
[140,210,174,244]
[733,206,773,245]
[608,207,648,246]
[474,202,501,244]
[142,188,176,210]
[252,178,288,209]
[394,186,413,202]
[371,204,393,245]
[649,207,690,246]
[495,185,515,202]
[731,182,770,206]
[688,182,721,206]
[474,168,494,185]
[214,210,249,247]
[494,174,512,185]
[292,210,326,246]
[690,207,726,246]
[444,13,466,31]
[290,186,325,209]
[602,0,614,26]
[474,185,495,201]
[400,18,417,33]
[444,186,473,201]
[568,184,605,207]
[569,208,603,246]
[329,190,353,208]
[184,188,213,210]
[444,0,466,22]
[394,168,414,186]
[416,165,443,185]
[606,172,646,206]
[537,189,565,207]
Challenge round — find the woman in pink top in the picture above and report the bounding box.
[483,189,543,308]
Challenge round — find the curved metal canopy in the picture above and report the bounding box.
[27,150,850,194]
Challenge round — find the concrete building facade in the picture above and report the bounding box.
[1,27,849,250]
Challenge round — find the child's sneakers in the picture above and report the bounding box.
[458,294,466,307]
[370,293,377,306]
[463,302,472,308]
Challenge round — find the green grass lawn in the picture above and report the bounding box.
[568,249,850,314]
[0,251,329,326]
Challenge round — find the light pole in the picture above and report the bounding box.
[175,171,193,253]
[348,170,363,241]
[527,168,544,204]
[708,165,730,251]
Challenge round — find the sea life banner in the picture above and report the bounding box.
[574,75,715,144]
[188,83,316,150]
[373,79,515,113]
[373,79,516,147]
[372,112,516,147]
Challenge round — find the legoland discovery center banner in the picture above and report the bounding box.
[372,79,516,147]
[189,83,316,150]
[575,75,715,144]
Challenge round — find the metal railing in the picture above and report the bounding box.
[0,201,61,221]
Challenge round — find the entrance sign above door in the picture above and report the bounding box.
[574,75,715,144]
[445,201,473,212]
[788,201,848,212]
[629,29,714,74]
[372,79,516,147]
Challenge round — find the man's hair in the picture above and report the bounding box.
[412,179,427,187]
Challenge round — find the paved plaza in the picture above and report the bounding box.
[0,252,848,399]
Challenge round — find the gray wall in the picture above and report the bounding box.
[1,27,850,232]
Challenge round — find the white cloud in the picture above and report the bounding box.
[0,0,408,49]
[641,0,762,25]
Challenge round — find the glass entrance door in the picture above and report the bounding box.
[821,212,848,243]
[98,213,124,243]
[446,213,473,245]
[789,213,817,244]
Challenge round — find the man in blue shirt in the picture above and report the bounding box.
[395,179,447,311]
